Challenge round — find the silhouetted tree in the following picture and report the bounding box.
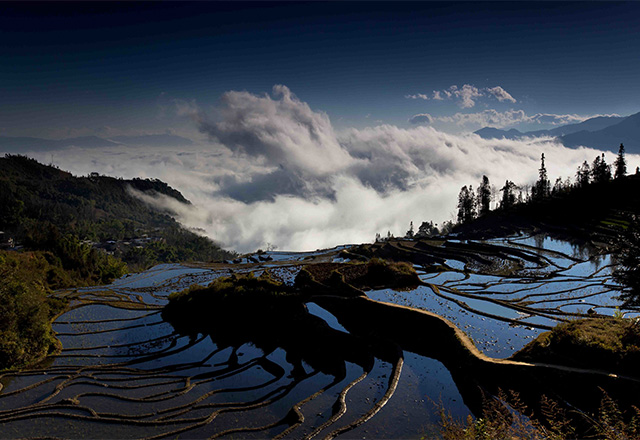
[592,153,612,184]
[440,220,455,235]
[614,143,627,179]
[552,177,565,195]
[576,161,591,188]
[416,221,438,238]
[500,180,517,210]
[406,221,414,238]
[532,153,551,200]
[477,175,492,216]
[613,215,640,306]
[457,185,477,224]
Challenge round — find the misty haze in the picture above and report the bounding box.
[2,2,640,439]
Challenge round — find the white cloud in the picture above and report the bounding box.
[406,84,516,108]
[18,86,637,254]
[409,109,618,130]
[405,93,430,100]
[486,86,517,103]
[408,113,434,125]
[450,85,483,108]
[197,85,355,177]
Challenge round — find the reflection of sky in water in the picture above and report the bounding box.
[367,287,545,358]
[1,235,631,438]
[346,353,470,439]
[307,302,350,333]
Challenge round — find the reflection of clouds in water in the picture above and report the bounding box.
[26,86,640,252]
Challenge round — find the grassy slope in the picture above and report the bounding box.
[512,317,640,376]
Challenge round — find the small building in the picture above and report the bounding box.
[0,231,15,249]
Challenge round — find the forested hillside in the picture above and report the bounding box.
[0,155,234,272]
[0,155,234,370]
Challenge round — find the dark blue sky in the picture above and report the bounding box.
[2,1,639,137]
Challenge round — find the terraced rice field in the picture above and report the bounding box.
[0,235,631,438]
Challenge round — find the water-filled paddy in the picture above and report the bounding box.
[0,235,630,438]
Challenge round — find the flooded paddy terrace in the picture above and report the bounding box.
[0,235,634,438]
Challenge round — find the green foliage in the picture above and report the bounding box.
[167,272,290,305]
[368,257,416,277]
[512,317,640,375]
[0,251,72,370]
[0,155,234,271]
[23,223,128,286]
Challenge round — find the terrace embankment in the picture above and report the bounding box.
[312,294,640,431]
[164,258,640,434]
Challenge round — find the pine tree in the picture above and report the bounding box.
[532,153,551,200]
[406,221,414,238]
[614,143,627,179]
[477,175,492,216]
[576,161,591,188]
[592,153,612,184]
[500,180,517,209]
[457,185,477,224]
[552,177,564,195]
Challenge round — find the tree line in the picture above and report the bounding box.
[455,143,628,226]
[385,143,630,241]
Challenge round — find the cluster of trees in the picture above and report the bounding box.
[456,143,629,224]
[383,143,631,242]
[456,175,493,224]
[0,155,238,370]
[0,250,68,369]
[0,155,234,271]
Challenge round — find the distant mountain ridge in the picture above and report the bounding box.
[474,113,639,153]
[560,112,640,152]
[0,136,120,152]
[0,133,195,153]
[108,134,194,147]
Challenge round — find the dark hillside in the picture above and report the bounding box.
[454,173,640,246]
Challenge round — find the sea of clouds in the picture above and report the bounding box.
[23,86,638,253]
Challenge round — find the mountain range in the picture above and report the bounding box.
[0,134,194,153]
[475,112,640,153]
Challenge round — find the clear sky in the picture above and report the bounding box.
[2,1,640,139]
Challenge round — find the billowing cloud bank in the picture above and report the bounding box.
[26,86,638,252]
